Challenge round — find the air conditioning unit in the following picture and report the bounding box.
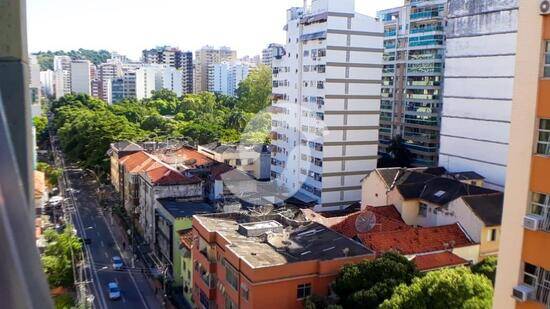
[524,214,543,231]
[512,284,535,302]
[541,0,550,15]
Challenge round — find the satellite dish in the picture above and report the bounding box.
[355,211,377,233]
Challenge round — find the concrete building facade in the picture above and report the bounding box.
[439,0,518,190]
[270,0,383,211]
[208,62,251,96]
[377,0,447,166]
[70,60,91,95]
[194,46,237,93]
[493,1,550,308]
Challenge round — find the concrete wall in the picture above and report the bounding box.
[493,1,541,307]
[439,0,518,190]
[360,171,390,208]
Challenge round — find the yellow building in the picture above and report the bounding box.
[493,1,550,308]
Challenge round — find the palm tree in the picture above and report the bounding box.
[227,110,248,131]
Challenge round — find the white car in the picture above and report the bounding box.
[108,282,121,300]
[112,256,123,271]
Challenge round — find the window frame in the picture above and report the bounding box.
[296,283,312,300]
[536,119,550,156]
[544,41,550,78]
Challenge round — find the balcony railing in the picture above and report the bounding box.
[410,11,442,20]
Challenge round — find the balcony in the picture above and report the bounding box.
[410,11,443,21]
[410,25,444,35]
[384,30,397,37]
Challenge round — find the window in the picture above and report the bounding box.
[223,259,239,291]
[241,284,249,301]
[530,192,550,231]
[224,294,237,309]
[487,228,497,242]
[544,41,550,77]
[297,283,312,299]
[523,263,550,305]
[418,203,428,217]
[537,119,550,155]
[236,159,242,166]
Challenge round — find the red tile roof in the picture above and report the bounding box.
[144,165,201,185]
[155,146,214,168]
[120,151,159,173]
[360,223,474,255]
[412,251,469,271]
[179,229,194,250]
[330,206,409,238]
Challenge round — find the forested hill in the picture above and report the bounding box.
[33,49,112,70]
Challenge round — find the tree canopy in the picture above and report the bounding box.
[380,267,493,309]
[471,256,497,285]
[332,252,419,308]
[41,227,82,288]
[34,49,112,71]
[50,68,272,173]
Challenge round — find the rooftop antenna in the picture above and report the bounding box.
[355,211,377,233]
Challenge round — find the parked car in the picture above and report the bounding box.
[108,282,121,300]
[112,256,123,271]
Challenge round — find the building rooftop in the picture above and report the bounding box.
[157,199,216,219]
[200,142,270,154]
[194,212,373,268]
[144,165,201,185]
[111,141,143,153]
[411,252,469,272]
[449,171,486,181]
[396,176,496,206]
[361,223,475,255]
[178,229,194,250]
[154,146,215,168]
[462,193,503,227]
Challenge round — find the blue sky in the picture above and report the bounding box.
[27,0,403,60]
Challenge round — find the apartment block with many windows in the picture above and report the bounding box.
[494,1,550,308]
[192,212,373,309]
[270,0,383,212]
[377,0,447,166]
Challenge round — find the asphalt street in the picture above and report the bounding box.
[52,145,162,309]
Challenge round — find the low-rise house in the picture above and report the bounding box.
[360,167,503,260]
[108,141,143,192]
[139,163,203,245]
[154,199,215,305]
[192,212,373,309]
[119,151,160,225]
[305,206,480,270]
[198,143,271,180]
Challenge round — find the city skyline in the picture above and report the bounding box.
[26,0,403,59]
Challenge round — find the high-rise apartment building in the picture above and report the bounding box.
[28,55,41,106]
[262,43,280,67]
[111,78,124,103]
[194,46,237,92]
[96,60,123,103]
[377,0,447,166]
[208,62,251,96]
[39,70,54,98]
[53,55,71,98]
[122,70,137,99]
[493,1,550,308]
[160,66,184,96]
[270,0,383,211]
[135,66,158,100]
[438,0,518,190]
[142,47,193,94]
[70,60,92,95]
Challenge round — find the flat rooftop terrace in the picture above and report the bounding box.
[195,213,373,268]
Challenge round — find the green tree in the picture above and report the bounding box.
[41,227,82,288]
[33,115,49,143]
[34,49,111,71]
[36,162,62,187]
[380,267,493,309]
[387,135,413,168]
[332,252,419,308]
[471,256,497,285]
[236,65,272,113]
